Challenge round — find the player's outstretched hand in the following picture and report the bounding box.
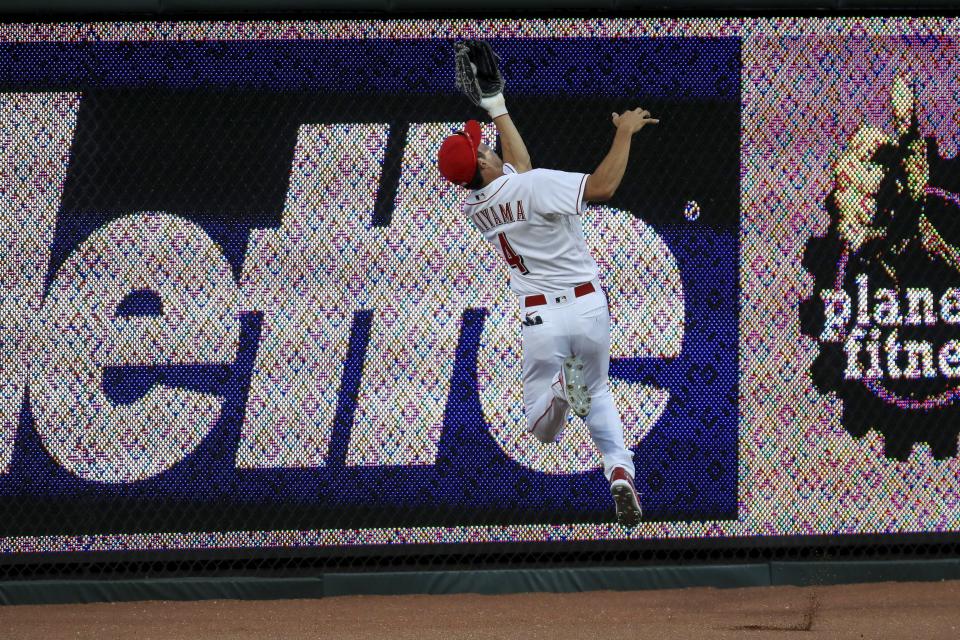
[455,40,508,119]
[612,108,659,134]
[832,75,929,254]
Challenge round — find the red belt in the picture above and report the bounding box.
[524,282,595,308]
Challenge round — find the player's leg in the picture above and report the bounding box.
[521,307,570,443]
[572,296,642,525]
[570,294,635,481]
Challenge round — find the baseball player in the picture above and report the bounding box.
[437,41,658,527]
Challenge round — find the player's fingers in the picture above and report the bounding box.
[891,75,914,137]
[644,118,660,125]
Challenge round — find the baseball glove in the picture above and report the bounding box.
[454,40,505,109]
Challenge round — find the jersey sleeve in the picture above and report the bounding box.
[528,169,589,216]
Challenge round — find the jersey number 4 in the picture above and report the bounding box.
[497,232,529,275]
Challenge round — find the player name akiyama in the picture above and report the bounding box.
[469,198,527,231]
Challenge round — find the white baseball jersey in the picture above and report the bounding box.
[463,164,599,296]
[464,163,634,485]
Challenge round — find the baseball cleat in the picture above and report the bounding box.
[562,356,591,417]
[610,466,642,527]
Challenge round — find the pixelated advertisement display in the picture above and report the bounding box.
[1,18,960,556]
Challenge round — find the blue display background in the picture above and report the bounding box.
[0,39,738,99]
[0,36,739,527]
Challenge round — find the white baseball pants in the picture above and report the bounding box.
[520,279,636,481]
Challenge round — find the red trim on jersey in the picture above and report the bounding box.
[576,173,588,215]
[464,179,509,205]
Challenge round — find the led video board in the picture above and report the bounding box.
[0,18,958,555]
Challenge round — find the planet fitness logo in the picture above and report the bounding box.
[802,78,960,460]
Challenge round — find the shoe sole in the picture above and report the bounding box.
[563,356,591,418]
[611,480,642,527]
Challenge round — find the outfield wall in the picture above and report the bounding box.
[0,17,959,567]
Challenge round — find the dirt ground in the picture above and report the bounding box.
[2,579,959,639]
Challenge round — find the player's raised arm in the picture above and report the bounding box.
[454,40,532,173]
[584,108,659,202]
[491,113,532,173]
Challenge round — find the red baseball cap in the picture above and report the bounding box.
[437,120,482,186]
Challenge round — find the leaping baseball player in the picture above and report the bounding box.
[437,40,658,527]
